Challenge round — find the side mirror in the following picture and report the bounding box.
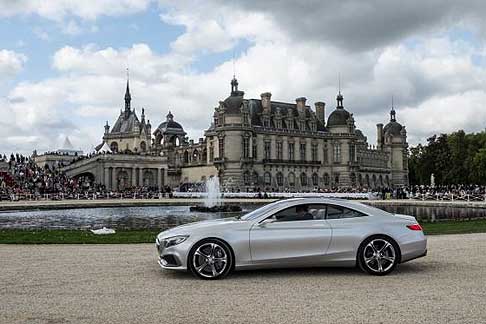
[259,218,276,226]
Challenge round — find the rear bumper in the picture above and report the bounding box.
[401,248,427,263]
[400,237,427,263]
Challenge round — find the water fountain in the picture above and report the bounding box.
[189,176,242,213]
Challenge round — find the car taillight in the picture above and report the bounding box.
[407,224,423,231]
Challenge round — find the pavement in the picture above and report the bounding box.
[1,234,486,324]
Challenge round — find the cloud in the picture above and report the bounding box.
[0,49,27,81]
[52,44,191,81]
[3,1,486,154]
[213,0,486,52]
[0,0,152,21]
[62,20,83,36]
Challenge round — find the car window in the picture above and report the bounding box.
[326,205,366,219]
[267,204,326,222]
[239,200,282,220]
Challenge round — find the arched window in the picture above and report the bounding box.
[192,149,200,162]
[312,173,319,186]
[350,173,356,186]
[110,142,118,153]
[334,173,340,185]
[253,172,259,185]
[202,148,207,162]
[300,172,308,186]
[264,172,272,186]
[276,172,284,186]
[183,151,189,164]
[288,172,295,186]
[372,175,377,188]
[140,141,146,152]
[323,173,330,186]
[366,174,370,187]
[358,174,363,187]
[243,171,251,185]
[379,175,383,187]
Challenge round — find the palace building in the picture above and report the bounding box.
[61,76,408,191]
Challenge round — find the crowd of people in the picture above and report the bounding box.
[2,153,486,202]
[0,154,171,201]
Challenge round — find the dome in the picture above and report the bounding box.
[355,129,366,139]
[157,120,183,130]
[327,108,351,127]
[155,111,184,134]
[223,90,244,114]
[383,121,403,136]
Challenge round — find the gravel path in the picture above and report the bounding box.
[1,234,486,324]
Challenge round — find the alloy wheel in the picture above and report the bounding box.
[192,242,228,279]
[362,238,396,274]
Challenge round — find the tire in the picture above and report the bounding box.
[358,235,400,276]
[188,239,233,280]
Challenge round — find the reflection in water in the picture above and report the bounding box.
[1,203,485,230]
[0,205,254,230]
[375,204,486,222]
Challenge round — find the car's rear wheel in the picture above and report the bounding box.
[188,239,233,280]
[358,236,399,276]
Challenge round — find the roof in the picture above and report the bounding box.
[97,142,112,153]
[245,98,327,131]
[111,110,141,133]
[384,121,403,136]
[155,111,185,135]
[327,108,351,127]
[61,137,74,150]
[384,108,403,136]
[222,90,245,115]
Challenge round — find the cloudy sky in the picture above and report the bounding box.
[1,0,486,154]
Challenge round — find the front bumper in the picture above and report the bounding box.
[155,237,188,271]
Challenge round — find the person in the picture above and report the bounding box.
[277,204,313,222]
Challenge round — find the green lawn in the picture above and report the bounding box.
[0,229,161,244]
[1,219,486,244]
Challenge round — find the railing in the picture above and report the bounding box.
[262,159,321,166]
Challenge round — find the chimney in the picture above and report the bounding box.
[296,97,307,115]
[376,123,383,148]
[261,92,272,112]
[315,102,326,126]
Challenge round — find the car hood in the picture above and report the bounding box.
[157,217,242,239]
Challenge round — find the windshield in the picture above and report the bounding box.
[238,201,282,220]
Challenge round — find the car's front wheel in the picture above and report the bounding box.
[358,236,399,276]
[188,239,233,280]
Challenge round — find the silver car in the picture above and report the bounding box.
[155,198,427,279]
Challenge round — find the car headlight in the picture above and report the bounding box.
[163,235,189,248]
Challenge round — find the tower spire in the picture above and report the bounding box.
[124,68,131,118]
[390,96,396,122]
[338,73,341,95]
[230,75,238,95]
[336,74,343,108]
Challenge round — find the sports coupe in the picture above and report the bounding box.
[155,198,427,279]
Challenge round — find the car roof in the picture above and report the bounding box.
[272,197,390,217]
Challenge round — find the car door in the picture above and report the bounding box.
[249,203,332,266]
[324,204,371,263]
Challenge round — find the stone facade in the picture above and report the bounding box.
[199,77,409,191]
[100,80,152,154]
[62,77,408,191]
